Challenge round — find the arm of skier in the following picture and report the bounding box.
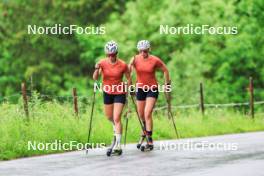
[93,63,101,80]
[125,67,132,87]
[128,56,136,73]
[128,56,136,95]
[159,63,170,86]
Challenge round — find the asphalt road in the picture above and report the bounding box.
[1,132,264,176]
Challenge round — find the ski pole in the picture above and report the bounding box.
[123,98,129,147]
[130,94,149,143]
[86,88,96,154]
[124,111,129,147]
[164,92,180,139]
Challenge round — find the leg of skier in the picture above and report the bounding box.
[104,104,117,156]
[136,100,147,149]
[143,97,157,150]
[112,102,125,154]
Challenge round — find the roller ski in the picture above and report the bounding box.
[106,134,123,157]
[136,120,147,149]
[107,146,122,156]
[140,143,154,152]
[140,133,154,152]
[106,135,116,156]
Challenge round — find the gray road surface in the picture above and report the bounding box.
[1,132,264,176]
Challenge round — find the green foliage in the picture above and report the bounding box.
[103,0,264,103]
[0,0,263,104]
[0,0,127,96]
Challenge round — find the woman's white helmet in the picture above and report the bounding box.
[137,40,150,51]
[104,41,118,54]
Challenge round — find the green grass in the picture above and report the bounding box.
[0,100,264,160]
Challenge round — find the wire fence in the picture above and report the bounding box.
[2,93,263,106]
[1,91,263,115]
[0,77,263,119]
[154,101,264,110]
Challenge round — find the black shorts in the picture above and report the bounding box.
[136,88,159,101]
[103,92,126,104]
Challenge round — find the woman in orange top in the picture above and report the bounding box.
[93,41,131,155]
[129,40,171,150]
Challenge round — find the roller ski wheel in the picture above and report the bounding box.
[140,145,145,152]
[106,148,112,157]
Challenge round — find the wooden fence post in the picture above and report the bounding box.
[249,77,254,119]
[21,82,29,119]
[199,82,205,115]
[72,88,79,117]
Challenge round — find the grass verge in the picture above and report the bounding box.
[0,101,263,160]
